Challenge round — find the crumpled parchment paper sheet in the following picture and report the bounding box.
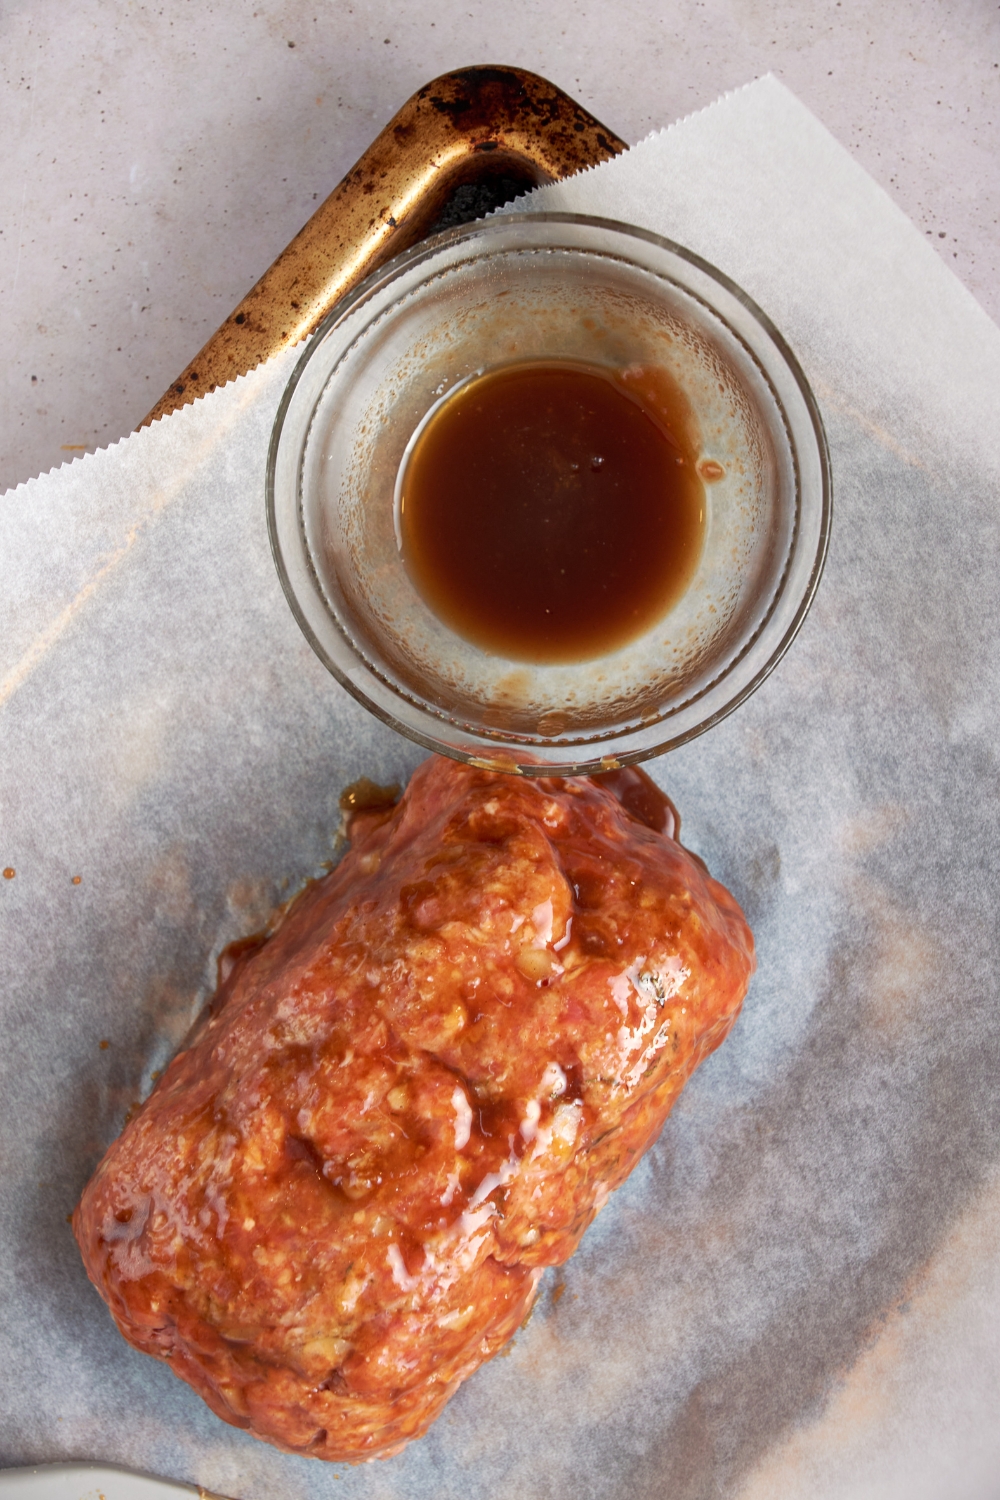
[2,76,999,1500]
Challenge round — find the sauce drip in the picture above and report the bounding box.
[339,776,402,843]
[338,777,402,815]
[592,764,680,840]
[397,360,705,663]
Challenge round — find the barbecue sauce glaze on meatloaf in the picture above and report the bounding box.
[74,757,754,1463]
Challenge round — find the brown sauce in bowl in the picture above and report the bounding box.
[397,361,705,664]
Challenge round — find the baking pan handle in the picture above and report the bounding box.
[141,65,625,428]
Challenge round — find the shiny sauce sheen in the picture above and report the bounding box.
[73,756,755,1465]
[397,360,706,663]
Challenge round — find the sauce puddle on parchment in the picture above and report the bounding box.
[396,360,706,664]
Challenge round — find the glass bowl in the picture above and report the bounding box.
[267,212,831,775]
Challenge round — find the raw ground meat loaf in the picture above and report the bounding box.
[74,757,754,1462]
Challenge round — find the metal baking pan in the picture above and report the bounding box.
[141,65,625,427]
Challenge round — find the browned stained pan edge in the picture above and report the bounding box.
[140,65,627,429]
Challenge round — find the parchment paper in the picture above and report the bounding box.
[3,77,1000,1500]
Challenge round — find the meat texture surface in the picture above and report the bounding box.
[74,757,754,1462]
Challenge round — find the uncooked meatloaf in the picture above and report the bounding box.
[74,757,754,1462]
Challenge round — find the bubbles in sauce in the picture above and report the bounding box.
[397,360,707,664]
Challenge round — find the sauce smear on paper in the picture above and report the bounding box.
[397,360,705,663]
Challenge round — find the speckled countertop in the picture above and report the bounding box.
[0,0,997,494]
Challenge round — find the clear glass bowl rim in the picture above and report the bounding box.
[266,210,833,774]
